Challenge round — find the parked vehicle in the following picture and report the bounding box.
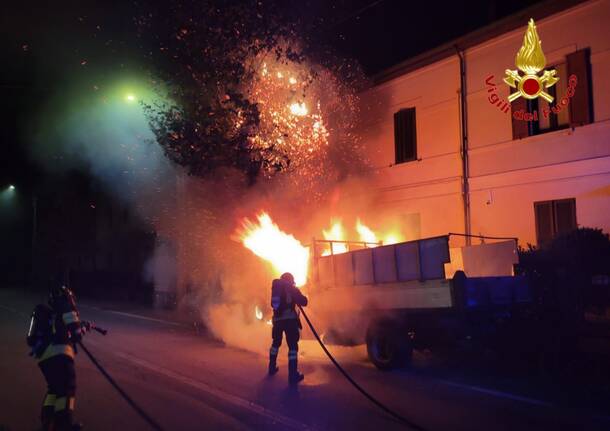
[307,235,532,369]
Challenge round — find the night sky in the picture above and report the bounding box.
[1,0,547,189]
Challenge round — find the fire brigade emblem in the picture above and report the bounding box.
[505,19,558,102]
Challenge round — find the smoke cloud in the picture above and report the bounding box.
[31,78,176,224]
[28,48,397,361]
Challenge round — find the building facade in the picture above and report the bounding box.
[358,0,610,248]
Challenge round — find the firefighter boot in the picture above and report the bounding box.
[268,347,279,376]
[54,396,78,431]
[41,408,55,431]
[41,393,56,431]
[54,414,82,431]
[288,351,304,384]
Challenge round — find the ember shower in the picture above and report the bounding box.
[140,0,366,192]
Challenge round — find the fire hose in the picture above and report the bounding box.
[77,328,166,431]
[298,305,428,431]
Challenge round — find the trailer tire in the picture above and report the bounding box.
[366,320,413,370]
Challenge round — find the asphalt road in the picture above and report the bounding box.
[1,288,608,431]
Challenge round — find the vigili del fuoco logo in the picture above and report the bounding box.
[485,19,578,122]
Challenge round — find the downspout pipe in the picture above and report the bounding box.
[456,46,472,246]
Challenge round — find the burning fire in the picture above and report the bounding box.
[236,212,309,286]
[356,218,378,244]
[322,219,348,255]
[356,219,404,246]
[321,219,404,255]
[237,213,405,287]
[383,234,402,245]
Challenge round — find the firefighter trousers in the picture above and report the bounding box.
[39,354,76,431]
[269,319,300,377]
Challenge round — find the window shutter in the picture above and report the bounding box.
[394,110,406,163]
[394,108,417,164]
[567,48,593,127]
[554,198,577,236]
[534,201,554,246]
[511,95,529,139]
[406,108,417,161]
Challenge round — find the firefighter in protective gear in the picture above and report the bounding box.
[28,278,84,431]
[268,272,308,384]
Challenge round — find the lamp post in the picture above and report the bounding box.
[7,185,39,285]
[31,194,37,286]
[2,184,35,285]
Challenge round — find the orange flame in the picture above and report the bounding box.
[357,219,404,246]
[356,219,378,246]
[382,233,403,245]
[237,212,309,286]
[322,219,348,255]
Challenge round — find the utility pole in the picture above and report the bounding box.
[456,47,472,246]
[31,194,37,287]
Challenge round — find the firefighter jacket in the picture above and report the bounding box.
[271,280,308,323]
[38,297,82,363]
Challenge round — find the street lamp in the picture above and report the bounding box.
[3,183,38,285]
[125,93,137,103]
[1,184,15,197]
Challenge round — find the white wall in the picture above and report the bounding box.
[467,0,610,245]
[359,55,465,241]
[358,0,610,246]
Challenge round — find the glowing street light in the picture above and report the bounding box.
[1,184,16,203]
[125,93,137,103]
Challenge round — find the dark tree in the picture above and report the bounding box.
[137,1,298,181]
[136,0,365,185]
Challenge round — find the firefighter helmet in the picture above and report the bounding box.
[280,272,295,286]
[49,282,77,311]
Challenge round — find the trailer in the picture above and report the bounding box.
[307,235,533,369]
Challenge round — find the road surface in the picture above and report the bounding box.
[1,288,608,431]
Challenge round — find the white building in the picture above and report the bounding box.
[358,0,610,248]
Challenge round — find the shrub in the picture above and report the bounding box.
[518,227,610,315]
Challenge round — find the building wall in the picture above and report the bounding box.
[358,0,610,247]
[359,55,465,242]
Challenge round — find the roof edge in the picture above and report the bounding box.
[371,0,591,85]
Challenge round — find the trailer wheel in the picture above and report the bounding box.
[366,321,413,370]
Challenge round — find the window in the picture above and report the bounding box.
[512,48,593,139]
[394,108,417,164]
[534,62,570,133]
[534,198,577,245]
